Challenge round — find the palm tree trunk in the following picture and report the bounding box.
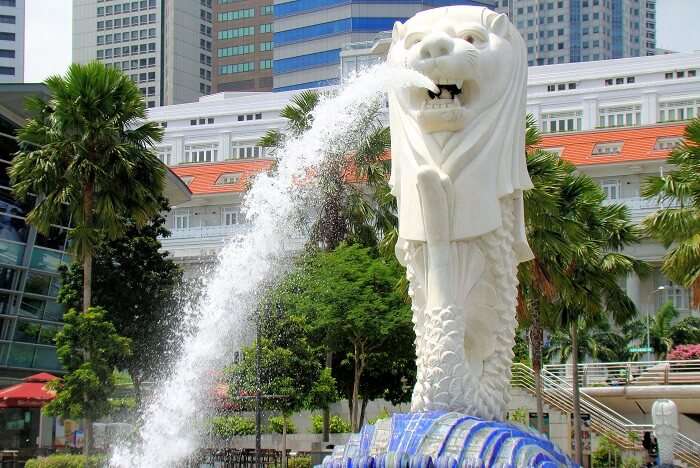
[351,343,361,432]
[82,181,94,312]
[82,183,94,457]
[529,304,545,433]
[571,322,583,464]
[359,398,368,429]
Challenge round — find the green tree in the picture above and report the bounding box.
[270,244,412,431]
[628,301,680,359]
[10,62,165,314]
[57,207,184,402]
[546,316,628,364]
[10,63,164,453]
[518,116,644,461]
[670,316,700,346]
[642,117,700,306]
[44,308,130,450]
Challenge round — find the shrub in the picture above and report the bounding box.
[311,414,351,434]
[210,415,256,438]
[287,456,312,468]
[368,408,390,425]
[25,454,106,468]
[622,456,643,468]
[267,415,296,434]
[667,344,700,361]
[591,433,622,468]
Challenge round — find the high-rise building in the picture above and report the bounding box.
[494,0,656,66]
[72,0,215,107]
[0,0,25,83]
[213,0,274,92]
[271,0,497,92]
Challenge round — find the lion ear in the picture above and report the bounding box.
[486,12,509,38]
[392,21,405,44]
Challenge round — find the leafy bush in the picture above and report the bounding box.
[210,415,256,438]
[267,415,296,434]
[311,414,351,434]
[25,454,106,468]
[287,456,312,468]
[591,433,622,468]
[671,317,700,345]
[368,408,390,425]
[507,408,528,425]
[622,456,642,468]
[667,344,700,361]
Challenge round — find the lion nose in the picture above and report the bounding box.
[420,35,454,59]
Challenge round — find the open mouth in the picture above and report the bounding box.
[420,79,467,111]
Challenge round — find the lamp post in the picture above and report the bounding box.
[646,285,666,362]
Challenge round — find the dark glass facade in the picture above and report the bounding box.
[0,108,69,381]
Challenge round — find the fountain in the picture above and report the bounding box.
[321,6,575,467]
[112,5,574,467]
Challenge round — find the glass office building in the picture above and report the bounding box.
[0,84,69,385]
[272,0,497,91]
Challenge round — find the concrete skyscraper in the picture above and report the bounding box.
[495,0,656,66]
[73,0,214,108]
[0,0,24,83]
[271,0,497,92]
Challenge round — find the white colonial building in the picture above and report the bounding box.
[147,52,700,317]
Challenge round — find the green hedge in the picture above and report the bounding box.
[267,415,296,434]
[210,415,256,438]
[311,414,351,434]
[25,454,106,468]
[288,456,312,468]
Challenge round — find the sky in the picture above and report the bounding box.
[23,0,700,83]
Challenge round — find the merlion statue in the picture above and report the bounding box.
[387,6,532,420]
[321,8,576,467]
[652,399,679,466]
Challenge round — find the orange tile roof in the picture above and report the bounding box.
[171,159,274,195]
[172,124,687,195]
[538,123,686,166]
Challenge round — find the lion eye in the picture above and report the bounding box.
[466,35,475,44]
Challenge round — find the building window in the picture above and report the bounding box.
[0,15,15,24]
[217,8,255,22]
[216,173,241,185]
[156,146,173,165]
[259,59,272,70]
[174,210,190,229]
[218,44,254,58]
[591,142,623,156]
[231,141,264,159]
[185,143,218,163]
[0,66,14,75]
[259,41,273,52]
[654,271,691,311]
[658,99,700,123]
[540,110,582,134]
[653,137,683,151]
[260,5,273,15]
[0,49,15,58]
[259,23,272,33]
[600,179,620,200]
[598,105,641,128]
[220,62,255,75]
[218,26,254,40]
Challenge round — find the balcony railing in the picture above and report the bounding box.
[603,196,679,223]
[543,360,700,388]
[166,224,249,240]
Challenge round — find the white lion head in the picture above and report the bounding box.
[388,7,523,133]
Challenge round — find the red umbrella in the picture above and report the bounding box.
[0,372,58,408]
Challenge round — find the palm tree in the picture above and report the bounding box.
[10,62,165,454]
[628,301,679,359]
[546,315,627,365]
[554,180,644,464]
[519,116,586,433]
[642,117,700,307]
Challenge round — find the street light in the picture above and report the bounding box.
[645,286,666,362]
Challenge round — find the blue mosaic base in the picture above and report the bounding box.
[320,412,577,468]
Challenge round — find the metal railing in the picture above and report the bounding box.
[167,224,250,240]
[511,363,700,467]
[602,196,679,223]
[543,360,700,388]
